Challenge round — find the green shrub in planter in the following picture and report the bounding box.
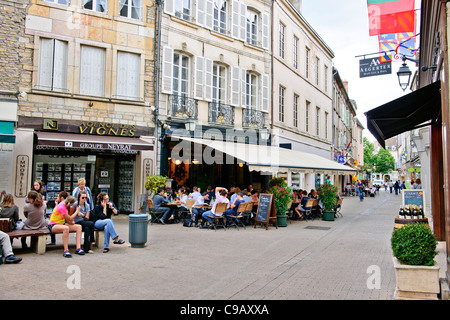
[391,223,438,266]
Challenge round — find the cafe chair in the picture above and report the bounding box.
[227,202,248,230]
[243,201,253,225]
[334,198,343,218]
[206,202,227,231]
[303,199,315,221]
[178,199,196,221]
[311,199,322,219]
[146,199,165,224]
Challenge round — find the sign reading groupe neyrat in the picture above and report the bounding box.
[359,57,392,78]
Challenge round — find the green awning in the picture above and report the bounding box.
[0,121,15,143]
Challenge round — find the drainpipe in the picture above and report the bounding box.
[331,67,338,159]
[155,0,163,175]
[270,0,274,133]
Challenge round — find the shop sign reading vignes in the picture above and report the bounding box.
[44,119,136,137]
[79,121,135,137]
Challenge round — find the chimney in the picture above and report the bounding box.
[290,0,302,13]
[343,80,349,95]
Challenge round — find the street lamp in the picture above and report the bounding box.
[397,60,412,91]
[185,118,196,133]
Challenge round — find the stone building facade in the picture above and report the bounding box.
[5,0,157,214]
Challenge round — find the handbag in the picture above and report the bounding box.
[0,218,15,232]
[182,217,192,227]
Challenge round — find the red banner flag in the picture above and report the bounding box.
[368,0,415,36]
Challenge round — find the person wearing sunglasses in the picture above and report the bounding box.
[71,191,95,253]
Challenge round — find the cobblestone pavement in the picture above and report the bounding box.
[1,190,406,301]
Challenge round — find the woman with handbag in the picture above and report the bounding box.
[0,194,19,227]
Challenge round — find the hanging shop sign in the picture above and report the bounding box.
[359,57,392,78]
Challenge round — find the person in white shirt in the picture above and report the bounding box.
[200,187,230,229]
[191,192,209,227]
[189,186,202,201]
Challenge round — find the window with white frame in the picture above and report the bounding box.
[246,72,258,109]
[119,0,142,20]
[116,51,140,100]
[79,45,106,97]
[279,22,285,59]
[175,0,192,21]
[315,57,320,86]
[293,94,299,127]
[324,111,328,139]
[279,86,285,122]
[38,38,68,92]
[305,47,310,78]
[44,0,69,5]
[246,9,258,46]
[213,0,228,34]
[293,36,299,69]
[212,63,227,103]
[173,52,190,97]
[83,0,107,13]
[316,107,320,136]
[305,100,310,132]
[324,65,329,92]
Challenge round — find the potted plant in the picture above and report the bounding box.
[268,183,293,227]
[316,184,339,221]
[145,175,168,198]
[391,223,440,300]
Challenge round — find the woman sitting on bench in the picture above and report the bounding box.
[48,196,84,258]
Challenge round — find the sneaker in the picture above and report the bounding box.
[5,255,22,264]
[63,251,72,258]
[159,218,166,225]
[75,248,85,255]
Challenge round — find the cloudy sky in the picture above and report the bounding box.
[301,0,421,141]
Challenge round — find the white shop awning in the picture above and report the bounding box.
[171,136,356,175]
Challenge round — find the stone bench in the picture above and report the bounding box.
[7,228,105,254]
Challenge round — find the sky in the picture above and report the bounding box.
[301,0,421,141]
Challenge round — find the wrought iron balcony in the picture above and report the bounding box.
[169,94,198,119]
[242,109,265,129]
[208,101,234,126]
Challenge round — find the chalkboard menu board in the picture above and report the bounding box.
[254,194,277,230]
[402,189,426,210]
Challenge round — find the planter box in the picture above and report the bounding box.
[393,257,440,300]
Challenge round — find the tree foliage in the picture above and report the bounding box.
[363,137,395,173]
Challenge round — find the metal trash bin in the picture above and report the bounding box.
[129,214,148,248]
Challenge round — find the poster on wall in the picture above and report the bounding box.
[0,144,14,195]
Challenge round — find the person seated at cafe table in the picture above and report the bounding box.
[200,187,230,229]
[153,187,172,224]
[191,192,209,227]
[224,192,245,227]
[173,187,188,222]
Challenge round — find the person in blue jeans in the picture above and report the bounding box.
[91,192,125,253]
[152,188,173,224]
[357,180,364,201]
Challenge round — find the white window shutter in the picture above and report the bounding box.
[194,56,204,99]
[204,58,213,102]
[262,12,269,50]
[196,0,205,26]
[241,67,246,108]
[205,0,214,30]
[231,0,240,39]
[161,46,173,94]
[117,52,140,100]
[164,0,174,15]
[239,3,247,42]
[38,38,54,90]
[53,40,68,91]
[261,74,269,113]
[80,46,105,97]
[230,66,240,106]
